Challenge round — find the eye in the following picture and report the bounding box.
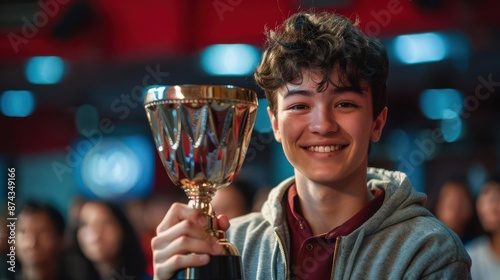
[287,104,309,110]
[336,102,358,108]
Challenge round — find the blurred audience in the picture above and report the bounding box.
[67,200,149,280]
[212,179,256,219]
[134,191,184,276]
[16,202,69,280]
[433,177,480,243]
[466,175,500,279]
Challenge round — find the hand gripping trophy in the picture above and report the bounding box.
[144,85,258,279]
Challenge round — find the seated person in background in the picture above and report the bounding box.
[67,200,150,280]
[466,175,500,279]
[16,201,69,280]
[433,177,480,243]
[211,179,256,219]
[151,11,471,279]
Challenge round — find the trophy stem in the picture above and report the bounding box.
[184,187,217,236]
[185,187,215,208]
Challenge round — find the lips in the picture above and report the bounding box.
[306,145,347,152]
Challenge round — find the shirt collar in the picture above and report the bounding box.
[286,183,385,239]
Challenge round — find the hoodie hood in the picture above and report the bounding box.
[365,167,430,233]
[261,167,431,235]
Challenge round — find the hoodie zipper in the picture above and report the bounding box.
[330,236,341,279]
[274,228,288,279]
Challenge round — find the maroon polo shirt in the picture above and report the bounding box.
[285,184,385,279]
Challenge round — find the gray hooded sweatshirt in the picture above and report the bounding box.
[227,168,471,279]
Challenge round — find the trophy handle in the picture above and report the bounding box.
[216,229,240,256]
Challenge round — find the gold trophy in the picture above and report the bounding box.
[144,85,258,279]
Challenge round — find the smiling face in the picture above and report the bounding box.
[268,69,387,187]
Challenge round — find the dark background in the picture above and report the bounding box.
[0,0,499,216]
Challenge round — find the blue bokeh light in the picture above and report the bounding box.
[25,56,65,84]
[1,90,35,117]
[75,135,154,200]
[394,32,448,64]
[440,116,462,142]
[420,89,463,120]
[201,44,261,76]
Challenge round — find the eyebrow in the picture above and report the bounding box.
[284,86,364,99]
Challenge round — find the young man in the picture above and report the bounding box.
[151,11,471,279]
[16,202,69,280]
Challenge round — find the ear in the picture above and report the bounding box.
[370,107,388,142]
[267,107,281,143]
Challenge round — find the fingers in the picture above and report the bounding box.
[157,202,207,234]
[152,218,222,258]
[153,202,222,256]
[153,233,221,262]
[152,203,225,280]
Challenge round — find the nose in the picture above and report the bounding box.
[308,105,339,135]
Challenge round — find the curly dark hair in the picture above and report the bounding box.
[254,11,388,119]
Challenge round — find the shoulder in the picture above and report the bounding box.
[389,215,466,252]
[406,216,471,265]
[364,215,470,265]
[372,216,470,277]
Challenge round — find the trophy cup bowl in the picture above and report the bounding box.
[144,85,258,279]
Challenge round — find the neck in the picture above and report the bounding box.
[22,262,58,280]
[294,168,372,235]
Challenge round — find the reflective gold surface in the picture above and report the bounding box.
[145,84,257,239]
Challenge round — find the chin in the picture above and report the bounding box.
[305,172,345,185]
